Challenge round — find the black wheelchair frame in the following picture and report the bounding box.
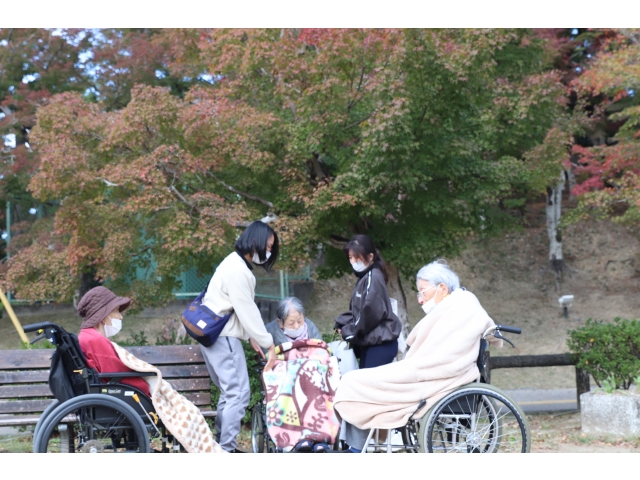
[24,321,184,453]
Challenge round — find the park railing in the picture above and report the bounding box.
[484,352,590,409]
[172,265,312,301]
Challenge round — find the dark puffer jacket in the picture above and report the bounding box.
[334,267,401,347]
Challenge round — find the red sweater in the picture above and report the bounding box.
[78,328,151,397]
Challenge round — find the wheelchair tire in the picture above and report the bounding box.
[33,400,59,442]
[251,403,266,453]
[418,383,530,453]
[34,394,150,453]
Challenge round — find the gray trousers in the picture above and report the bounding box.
[345,422,371,451]
[200,336,251,452]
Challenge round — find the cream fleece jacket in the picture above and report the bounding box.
[202,251,274,349]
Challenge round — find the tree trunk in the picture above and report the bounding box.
[546,171,566,286]
[386,264,410,358]
[75,270,101,308]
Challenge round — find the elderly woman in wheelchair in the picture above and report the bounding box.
[334,260,530,453]
[27,286,224,454]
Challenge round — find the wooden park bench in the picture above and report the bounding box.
[0,344,215,431]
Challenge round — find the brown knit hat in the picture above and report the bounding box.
[78,286,131,329]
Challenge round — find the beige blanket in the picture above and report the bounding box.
[112,343,224,453]
[334,289,502,429]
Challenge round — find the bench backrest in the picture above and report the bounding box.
[0,345,212,417]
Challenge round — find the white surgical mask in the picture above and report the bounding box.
[351,261,367,273]
[252,251,271,265]
[421,298,437,315]
[284,325,305,339]
[421,285,440,316]
[104,317,122,338]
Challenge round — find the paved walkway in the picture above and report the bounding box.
[505,388,592,413]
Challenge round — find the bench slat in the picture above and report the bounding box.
[0,384,53,399]
[0,365,208,387]
[0,370,49,384]
[182,392,212,407]
[0,378,210,399]
[157,365,209,378]
[0,350,53,370]
[0,414,43,427]
[125,345,205,365]
[167,378,211,392]
[0,399,55,414]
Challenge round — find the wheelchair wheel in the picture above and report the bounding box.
[251,403,266,453]
[34,394,150,453]
[418,383,530,453]
[33,400,59,442]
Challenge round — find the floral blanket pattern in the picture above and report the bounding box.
[262,339,341,451]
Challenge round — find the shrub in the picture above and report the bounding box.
[118,330,150,347]
[567,318,640,390]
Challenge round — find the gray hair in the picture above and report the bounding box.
[416,259,460,292]
[276,297,305,321]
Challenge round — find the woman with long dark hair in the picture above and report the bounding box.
[334,234,401,452]
[200,220,279,452]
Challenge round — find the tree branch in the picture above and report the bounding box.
[206,172,274,208]
[169,185,198,211]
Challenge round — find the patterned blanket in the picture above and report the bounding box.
[262,339,341,451]
[112,343,225,453]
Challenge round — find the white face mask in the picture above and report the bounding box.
[421,285,440,315]
[252,251,271,265]
[104,317,122,338]
[351,261,367,273]
[284,325,305,339]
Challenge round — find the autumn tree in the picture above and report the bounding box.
[0,28,213,298]
[568,29,640,226]
[6,29,566,329]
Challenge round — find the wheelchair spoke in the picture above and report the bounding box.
[422,387,529,453]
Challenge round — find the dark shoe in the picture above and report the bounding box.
[313,442,331,452]
[293,439,314,452]
[228,448,245,453]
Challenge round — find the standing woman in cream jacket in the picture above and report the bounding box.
[201,221,278,452]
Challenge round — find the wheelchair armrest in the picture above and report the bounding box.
[97,371,157,378]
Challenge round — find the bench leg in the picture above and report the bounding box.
[59,424,69,453]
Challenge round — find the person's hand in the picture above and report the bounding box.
[249,338,265,360]
[336,328,342,335]
[263,343,276,372]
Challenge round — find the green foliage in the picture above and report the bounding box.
[21,339,55,350]
[567,318,640,390]
[600,375,617,394]
[155,329,193,346]
[322,332,338,344]
[118,330,150,347]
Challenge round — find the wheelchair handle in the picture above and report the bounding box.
[496,325,521,335]
[23,322,57,333]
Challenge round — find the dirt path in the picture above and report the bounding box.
[529,412,640,453]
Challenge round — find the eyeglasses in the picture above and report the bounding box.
[416,284,438,301]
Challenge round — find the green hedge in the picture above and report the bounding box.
[567,318,640,390]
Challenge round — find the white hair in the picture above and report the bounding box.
[276,297,305,321]
[416,259,460,292]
